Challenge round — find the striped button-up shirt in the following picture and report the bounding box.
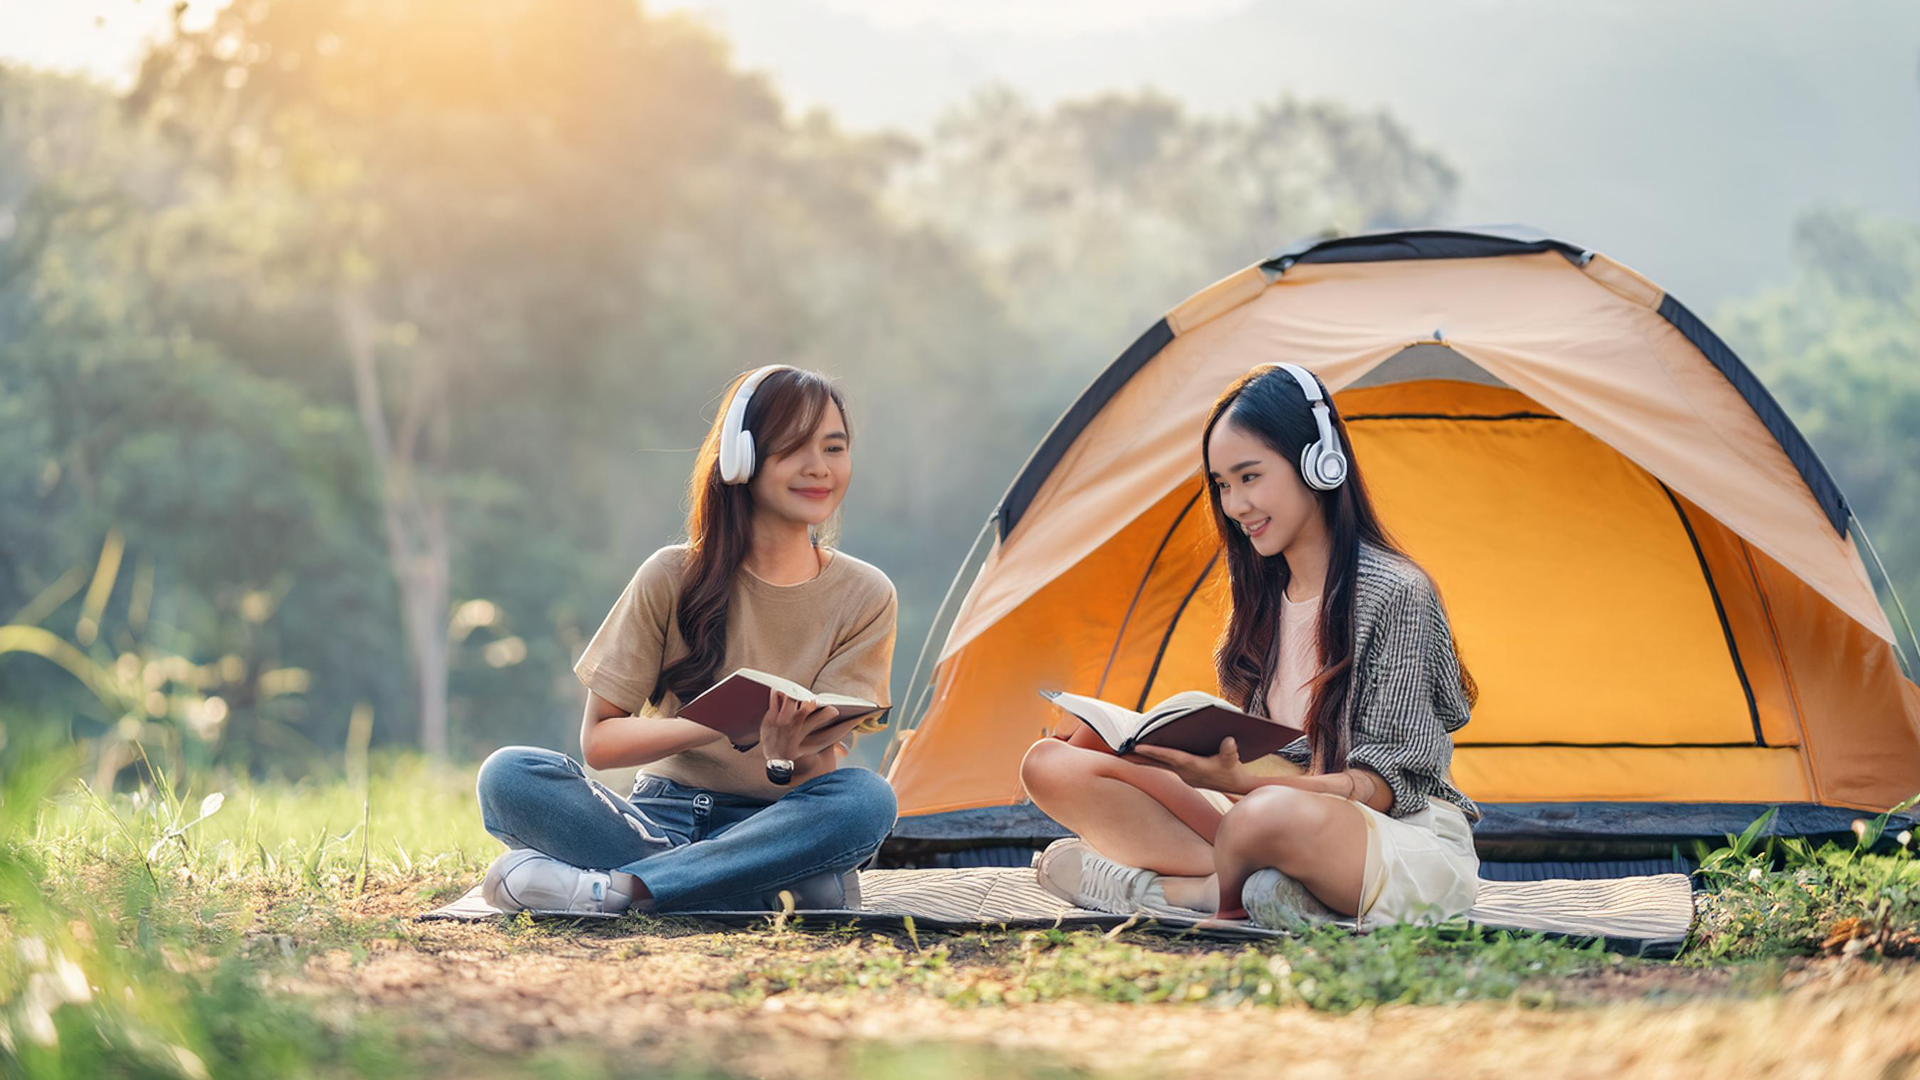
[1275,542,1479,821]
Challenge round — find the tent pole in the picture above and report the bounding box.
[883,512,997,771]
[1854,515,1919,679]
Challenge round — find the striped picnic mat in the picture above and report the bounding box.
[420,866,1695,956]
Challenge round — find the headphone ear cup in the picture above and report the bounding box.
[1300,442,1348,491]
[1317,447,1349,489]
[738,431,756,482]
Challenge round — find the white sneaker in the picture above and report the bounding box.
[481,849,634,915]
[1242,868,1337,930]
[1033,838,1196,919]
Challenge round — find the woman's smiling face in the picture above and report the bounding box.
[748,399,851,527]
[1206,415,1318,558]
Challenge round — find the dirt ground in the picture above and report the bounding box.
[282,887,1920,1080]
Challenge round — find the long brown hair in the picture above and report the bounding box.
[651,367,849,707]
[1201,366,1475,772]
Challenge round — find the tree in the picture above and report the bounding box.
[1716,208,1920,637]
[0,69,402,773]
[124,0,800,756]
[113,0,1049,757]
[892,87,1459,368]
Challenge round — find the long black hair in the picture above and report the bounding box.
[1201,366,1475,772]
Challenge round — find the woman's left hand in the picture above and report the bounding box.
[758,689,810,762]
[1128,738,1253,794]
[795,704,861,756]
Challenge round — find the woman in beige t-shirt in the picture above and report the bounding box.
[475,366,899,916]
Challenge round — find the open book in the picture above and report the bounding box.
[678,668,887,749]
[1040,689,1304,762]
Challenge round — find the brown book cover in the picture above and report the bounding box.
[678,668,885,749]
[1128,704,1302,760]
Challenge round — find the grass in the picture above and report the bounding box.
[714,923,1610,1012]
[2,735,1918,1079]
[1687,801,1920,961]
[34,751,500,899]
[1,743,488,1078]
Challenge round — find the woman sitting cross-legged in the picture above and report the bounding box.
[475,365,898,915]
[1020,362,1481,930]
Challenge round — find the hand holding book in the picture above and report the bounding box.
[678,668,888,751]
[757,688,835,761]
[1128,738,1254,794]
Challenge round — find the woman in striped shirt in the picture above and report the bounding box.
[1020,363,1482,929]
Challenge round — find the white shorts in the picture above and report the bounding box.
[1200,787,1479,927]
[1354,798,1479,928]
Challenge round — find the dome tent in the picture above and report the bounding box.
[881,226,1920,861]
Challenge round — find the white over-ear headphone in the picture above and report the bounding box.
[1250,362,1349,491]
[717,365,793,484]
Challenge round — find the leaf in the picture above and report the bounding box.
[197,792,225,820]
[352,798,370,899]
[302,824,331,890]
[1732,807,1779,858]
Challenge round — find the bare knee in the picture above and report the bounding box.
[1230,784,1319,823]
[1216,787,1333,864]
[1021,738,1120,809]
[1019,738,1078,802]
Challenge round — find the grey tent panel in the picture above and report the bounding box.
[1262,224,1588,272]
[885,800,1915,858]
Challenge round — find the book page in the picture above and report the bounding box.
[1129,695,1303,761]
[731,668,816,701]
[731,668,876,713]
[813,693,879,709]
[1139,690,1238,728]
[1039,690,1144,752]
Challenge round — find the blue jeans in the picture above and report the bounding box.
[475,746,897,911]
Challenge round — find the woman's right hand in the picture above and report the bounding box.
[578,691,721,771]
[1128,738,1254,794]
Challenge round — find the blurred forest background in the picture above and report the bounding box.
[1,0,1916,782]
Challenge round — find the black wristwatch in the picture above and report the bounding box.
[765,758,796,786]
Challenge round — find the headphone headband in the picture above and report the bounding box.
[717,364,794,484]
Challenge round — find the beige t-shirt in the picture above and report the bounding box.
[573,544,898,798]
[1264,590,1320,730]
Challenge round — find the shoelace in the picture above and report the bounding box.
[1074,851,1149,912]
